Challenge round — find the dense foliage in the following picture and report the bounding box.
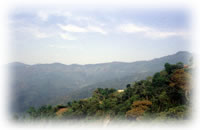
[24,62,192,121]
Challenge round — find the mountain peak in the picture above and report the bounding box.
[176,51,191,55]
[8,62,29,67]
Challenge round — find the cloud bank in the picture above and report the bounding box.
[117,24,187,39]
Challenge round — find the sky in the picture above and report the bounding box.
[9,7,191,65]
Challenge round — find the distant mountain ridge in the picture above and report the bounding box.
[10,51,189,66]
[9,51,192,113]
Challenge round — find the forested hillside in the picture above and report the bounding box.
[23,62,192,121]
[10,51,192,114]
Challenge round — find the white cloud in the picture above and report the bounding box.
[27,28,50,38]
[57,11,72,17]
[118,24,151,33]
[15,26,51,39]
[58,24,107,35]
[37,10,72,21]
[145,31,186,39]
[49,44,68,49]
[34,31,49,38]
[73,16,105,26]
[58,24,88,33]
[117,24,186,39]
[37,11,49,21]
[59,33,76,40]
[36,10,105,27]
[36,10,108,35]
[87,26,107,35]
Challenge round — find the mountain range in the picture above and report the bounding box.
[9,51,192,113]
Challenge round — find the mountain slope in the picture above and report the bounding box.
[9,51,192,113]
[64,71,154,102]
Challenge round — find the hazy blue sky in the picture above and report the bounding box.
[10,7,190,65]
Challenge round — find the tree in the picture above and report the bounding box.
[165,62,184,74]
[126,100,152,120]
[170,68,191,101]
[126,84,131,88]
[152,72,169,88]
[27,107,37,118]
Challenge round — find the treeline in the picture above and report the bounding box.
[24,62,192,121]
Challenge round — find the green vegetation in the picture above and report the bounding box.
[23,62,192,121]
[10,51,192,114]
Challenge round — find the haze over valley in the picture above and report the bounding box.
[9,51,192,113]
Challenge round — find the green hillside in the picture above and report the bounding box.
[22,62,192,121]
[10,51,192,114]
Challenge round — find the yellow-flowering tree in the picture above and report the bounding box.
[170,68,191,100]
[126,100,152,120]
